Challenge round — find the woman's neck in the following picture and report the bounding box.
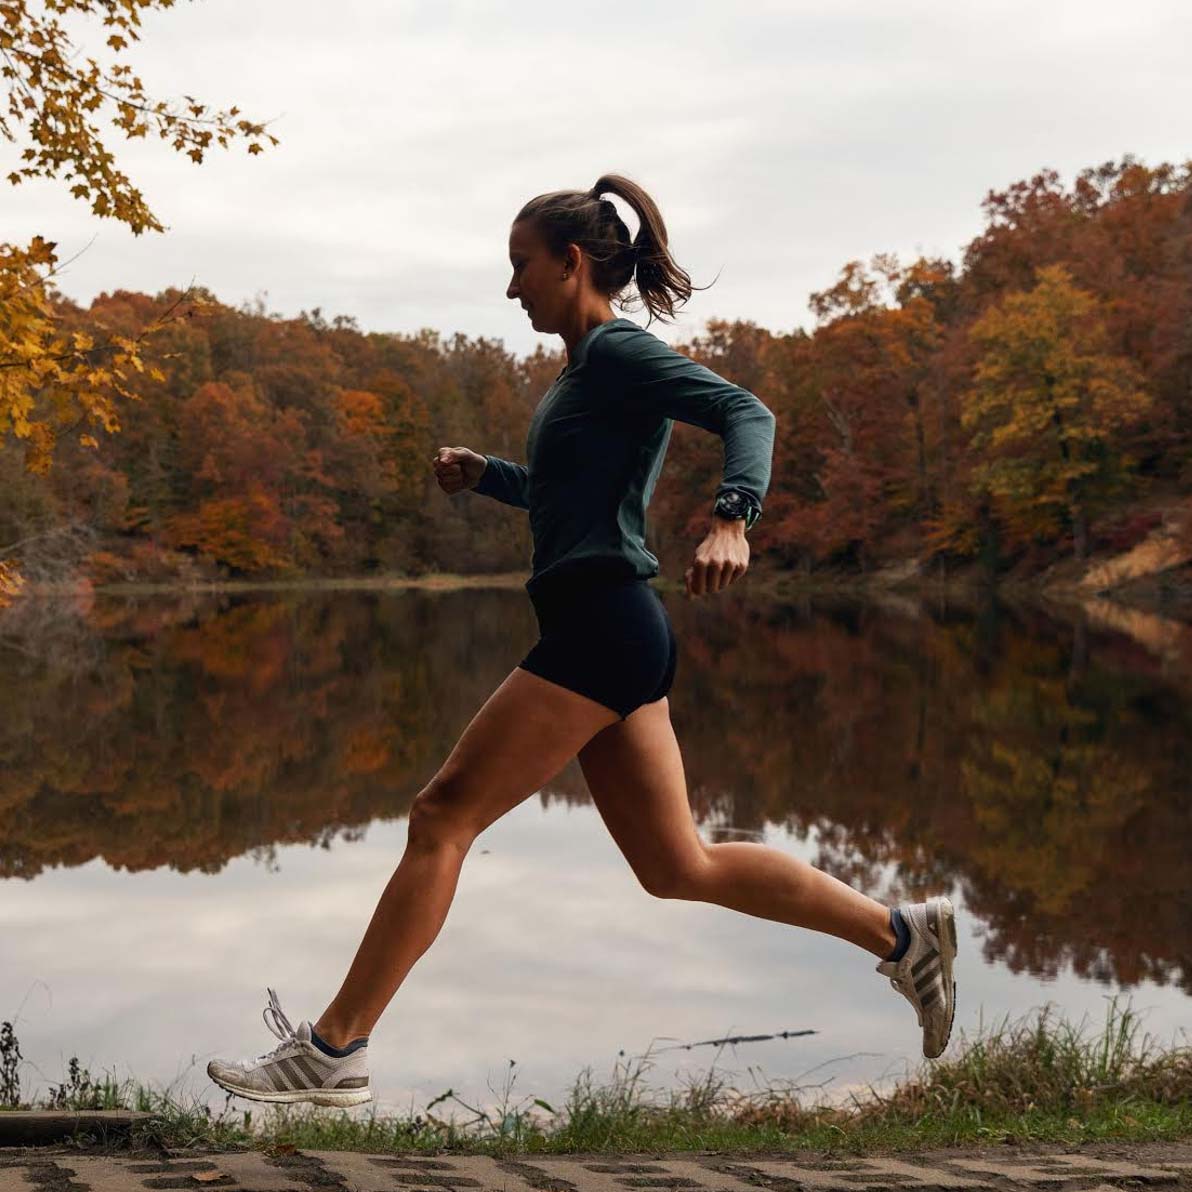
[562,306,617,364]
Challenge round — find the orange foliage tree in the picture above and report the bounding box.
[782,255,944,567]
[0,0,273,602]
[961,265,1151,560]
[3,154,1189,591]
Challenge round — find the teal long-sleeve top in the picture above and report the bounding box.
[471,316,776,601]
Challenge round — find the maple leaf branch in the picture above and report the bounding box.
[4,233,100,301]
[0,283,199,370]
[5,42,276,140]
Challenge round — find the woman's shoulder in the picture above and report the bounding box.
[587,317,675,372]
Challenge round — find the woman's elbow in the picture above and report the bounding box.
[751,392,777,429]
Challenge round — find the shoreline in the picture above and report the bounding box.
[6,563,1191,702]
[9,563,1191,622]
[0,1001,1187,1157]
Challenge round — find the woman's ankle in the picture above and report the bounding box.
[313,1014,368,1050]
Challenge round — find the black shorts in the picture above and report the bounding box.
[518,576,678,720]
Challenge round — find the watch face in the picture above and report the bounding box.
[716,491,760,529]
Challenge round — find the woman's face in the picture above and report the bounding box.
[506,218,573,333]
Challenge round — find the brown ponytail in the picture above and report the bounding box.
[514,172,711,327]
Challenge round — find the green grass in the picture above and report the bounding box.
[5,997,1191,1155]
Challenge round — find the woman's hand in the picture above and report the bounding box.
[432,446,487,494]
[684,519,750,598]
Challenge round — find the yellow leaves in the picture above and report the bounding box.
[960,264,1152,548]
[24,422,54,475]
[3,0,276,235]
[79,432,98,448]
[27,235,56,263]
[2,236,201,476]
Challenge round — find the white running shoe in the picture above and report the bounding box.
[206,988,372,1106]
[876,895,958,1059]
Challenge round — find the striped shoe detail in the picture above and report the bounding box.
[272,1055,314,1090]
[207,987,372,1106]
[912,951,942,1005]
[290,1053,332,1086]
[266,1060,296,1092]
[876,895,958,1059]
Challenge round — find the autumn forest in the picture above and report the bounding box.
[4,156,1190,591]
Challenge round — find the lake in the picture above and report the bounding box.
[1,583,1189,1121]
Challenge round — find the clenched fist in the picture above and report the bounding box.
[432,447,487,494]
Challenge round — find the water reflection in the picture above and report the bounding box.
[1,586,1189,996]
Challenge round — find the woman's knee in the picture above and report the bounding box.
[639,849,711,900]
[407,778,480,850]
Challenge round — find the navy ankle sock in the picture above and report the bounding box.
[310,1026,369,1058]
[886,907,911,962]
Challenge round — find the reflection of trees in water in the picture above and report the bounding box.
[0,590,528,878]
[0,590,1189,994]
[760,602,1191,995]
[958,645,1171,988]
[639,593,1191,996]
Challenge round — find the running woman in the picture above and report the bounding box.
[207,173,957,1107]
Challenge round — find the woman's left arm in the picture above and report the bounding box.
[593,330,775,515]
[590,329,776,597]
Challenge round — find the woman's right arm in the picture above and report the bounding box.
[433,446,529,510]
[471,455,531,510]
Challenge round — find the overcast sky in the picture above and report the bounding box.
[6,0,1190,356]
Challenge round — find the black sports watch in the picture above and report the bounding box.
[712,489,761,531]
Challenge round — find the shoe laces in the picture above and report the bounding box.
[243,987,300,1064]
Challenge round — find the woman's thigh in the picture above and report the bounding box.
[576,697,708,896]
[421,664,621,838]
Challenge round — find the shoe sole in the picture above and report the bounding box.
[926,896,958,1059]
[208,1067,372,1107]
